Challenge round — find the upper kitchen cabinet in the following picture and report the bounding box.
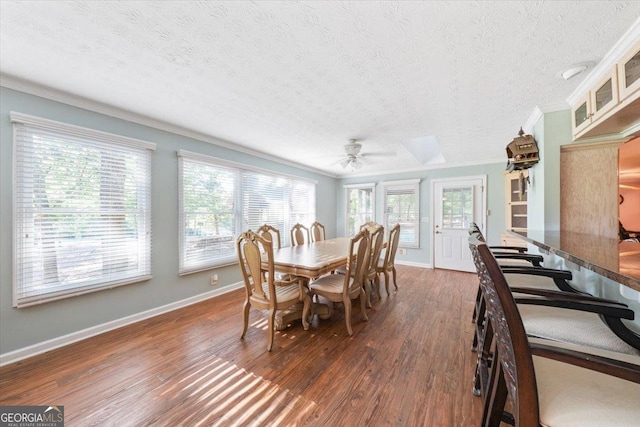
[617,39,640,102]
[572,39,640,141]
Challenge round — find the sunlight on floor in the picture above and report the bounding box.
[159,353,316,425]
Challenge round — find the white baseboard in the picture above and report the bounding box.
[395,260,431,269]
[0,282,244,367]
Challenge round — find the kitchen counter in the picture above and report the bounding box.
[509,230,640,292]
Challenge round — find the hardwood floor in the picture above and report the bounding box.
[0,266,483,426]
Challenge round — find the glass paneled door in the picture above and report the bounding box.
[432,176,485,272]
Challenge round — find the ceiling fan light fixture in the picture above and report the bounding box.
[344,139,362,156]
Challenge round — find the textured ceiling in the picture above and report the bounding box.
[1,1,639,177]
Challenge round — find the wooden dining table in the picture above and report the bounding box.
[267,237,353,330]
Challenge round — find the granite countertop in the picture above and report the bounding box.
[509,230,640,292]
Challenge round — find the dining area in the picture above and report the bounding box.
[236,221,401,351]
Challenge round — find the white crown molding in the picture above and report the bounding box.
[0,73,336,179]
[338,157,505,179]
[523,107,543,134]
[567,16,640,106]
[0,281,244,367]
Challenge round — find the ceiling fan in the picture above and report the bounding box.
[339,139,392,170]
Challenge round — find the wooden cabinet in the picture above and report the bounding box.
[572,40,640,141]
[617,39,640,102]
[505,171,527,232]
[572,70,619,136]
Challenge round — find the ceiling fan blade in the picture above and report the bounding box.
[340,158,350,168]
[360,151,397,158]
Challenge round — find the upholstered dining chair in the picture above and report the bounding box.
[257,224,298,284]
[468,233,640,404]
[359,221,382,233]
[473,237,640,427]
[308,229,370,336]
[291,223,310,246]
[376,223,400,296]
[237,230,310,351]
[363,224,384,307]
[310,221,326,242]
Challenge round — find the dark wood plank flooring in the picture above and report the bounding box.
[0,266,483,426]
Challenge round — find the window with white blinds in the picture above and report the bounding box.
[178,150,316,273]
[344,183,375,236]
[11,112,155,307]
[383,179,420,248]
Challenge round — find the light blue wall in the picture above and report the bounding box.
[337,162,509,266]
[0,87,336,355]
[528,109,571,230]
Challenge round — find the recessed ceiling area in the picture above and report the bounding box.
[1,1,639,177]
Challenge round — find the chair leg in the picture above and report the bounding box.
[364,280,373,308]
[360,290,368,321]
[482,362,508,427]
[267,307,276,351]
[241,300,250,339]
[344,295,353,336]
[384,270,391,295]
[374,275,381,300]
[391,267,398,292]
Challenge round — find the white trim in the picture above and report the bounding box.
[567,17,640,106]
[0,282,244,367]
[1,74,335,178]
[381,178,420,187]
[177,149,318,185]
[343,182,376,189]
[339,158,505,178]
[10,111,157,151]
[395,260,431,269]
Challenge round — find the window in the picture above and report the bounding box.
[12,112,155,307]
[441,186,473,229]
[344,183,375,236]
[178,150,316,273]
[383,179,420,248]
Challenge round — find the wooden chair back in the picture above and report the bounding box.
[237,230,274,303]
[367,225,385,279]
[468,233,539,426]
[291,223,309,246]
[344,229,371,297]
[310,221,326,242]
[257,224,283,249]
[383,223,401,270]
[360,221,382,234]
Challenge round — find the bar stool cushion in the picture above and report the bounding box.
[517,303,640,356]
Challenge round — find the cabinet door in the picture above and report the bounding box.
[505,172,527,232]
[572,94,592,135]
[590,69,619,122]
[617,40,640,102]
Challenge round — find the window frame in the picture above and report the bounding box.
[344,183,376,237]
[11,112,155,308]
[382,179,420,249]
[178,150,317,274]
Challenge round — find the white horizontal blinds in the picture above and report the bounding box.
[289,179,315,245]
[242,171,315,247]
[242,171,288,245]
[13,114,154,307]
[384,180,420,248]
[346,186,374,236]
[178,150,316,272]
[179,156,237,273]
